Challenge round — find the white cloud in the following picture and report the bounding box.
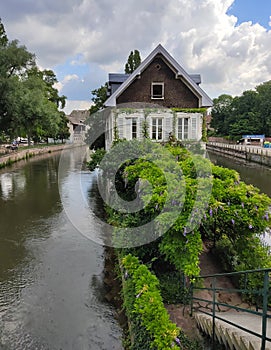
[1,0,271,101]
[64,100,92,115]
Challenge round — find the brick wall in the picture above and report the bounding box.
[116,55,199,108]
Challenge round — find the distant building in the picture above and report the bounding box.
[67,110,89,144]
[104,44,213,150]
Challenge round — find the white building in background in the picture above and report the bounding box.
[67,110,89,144]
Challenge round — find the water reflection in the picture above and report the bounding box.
[0,157,61,283]
[0,148,123,350]
[0,172,26,199]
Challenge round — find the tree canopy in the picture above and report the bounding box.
[86,49,142,149]
[124,49,141,74]
[210,81,271,138]
[0,18,68,144]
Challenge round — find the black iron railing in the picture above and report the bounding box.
[190,268,271,350]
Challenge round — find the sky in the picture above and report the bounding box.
[0,0,271,114]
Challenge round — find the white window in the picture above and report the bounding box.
[151,82,164,99]
[152,118,163,140]
[178,118,189,140]
[132,118,137,139]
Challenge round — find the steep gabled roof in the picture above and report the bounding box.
[68,110,89,125]
[104,44,213,108]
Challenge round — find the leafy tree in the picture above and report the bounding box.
[0,19,35,136]
[255,81,271,135]
[56,112,70,142]
[85,83,109,149]
[210,94,234,135]
[86,49,141,149]
[124,49,141,74]
[0,18,8,47]
[0,19,67,143]
[28,68,66,109]
[89,83,108,115]
[210,81,271,138]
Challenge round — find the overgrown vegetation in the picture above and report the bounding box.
[121,254,201,350]
[87,148,106,171]
[89,139,271,348]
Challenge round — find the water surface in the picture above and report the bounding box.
[0,148,123,350]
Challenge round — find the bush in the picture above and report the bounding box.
[121,254,198,350]
[87,148,106,171]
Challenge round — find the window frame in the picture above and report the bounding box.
[151,117,163,140]
[131,118,137,139]
[177,117,189,140]
[151,82,164,100]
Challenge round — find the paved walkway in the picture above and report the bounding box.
[195,311,271,349]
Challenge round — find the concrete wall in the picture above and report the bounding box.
[207,142,271,167]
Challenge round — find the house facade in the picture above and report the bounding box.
[104,44,212,149]
[67,110,89,144]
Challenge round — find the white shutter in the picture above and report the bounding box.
[139,115,145,140]
[117,115,124,139]
[125,117,132,140]
[164,114,172,140]
[147,115,152,139]
[191,116,197,140]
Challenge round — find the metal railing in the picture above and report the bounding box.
[190,268,271,350]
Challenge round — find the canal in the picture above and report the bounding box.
[0,147,123,350]
[207,150,271,197]
[208,149,271,246]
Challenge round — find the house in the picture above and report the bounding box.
[67,110,89,144]
[104,44,213,149]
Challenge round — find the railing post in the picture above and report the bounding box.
[261,270,269,350]
[190,279,194,317]
[212,277,216,348]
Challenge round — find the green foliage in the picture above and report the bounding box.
[158,271,190,304]
[89,83,108,115]
[204,164,271,246]
[0,18,8,47]
[171,108,207,114]
[85,86,109,149]
[104,139,271,345]
[201,113,207,142]
[210,94,234,136]
[121,254,188,350]
[87,148,106,171]
[211,82,271,137]
[125,50,141,74]
[202,164,271,296]
[213,234,271,304]
[0,19,66,142]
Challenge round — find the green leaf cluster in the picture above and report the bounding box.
[103,140,271,345]
[87,148,106,171]
[125,50,141,74]
[210,83,271,137]
[0,19,68,143]
[121,254,184,350]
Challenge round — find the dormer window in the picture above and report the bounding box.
[151,82,164,99]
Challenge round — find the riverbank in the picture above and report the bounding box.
[0,143,80,168]
[207,142,271,167]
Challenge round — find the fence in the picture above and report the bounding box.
[190,268,271,349]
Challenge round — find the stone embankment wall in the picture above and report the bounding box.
[207,142,271,167]
[0,144,76,168]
